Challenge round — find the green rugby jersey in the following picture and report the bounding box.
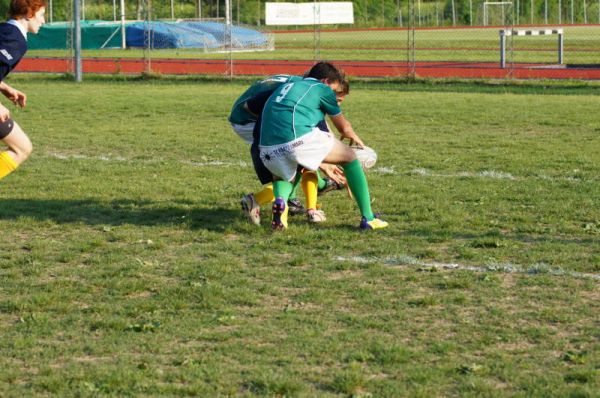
[259,78,342,146]
[228,74,302,125]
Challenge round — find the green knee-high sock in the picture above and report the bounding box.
[289,173,302,200]
[316,170,327,190]
[342,160,375,221]
[273,180,294,202]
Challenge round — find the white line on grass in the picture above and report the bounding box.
[44,152,590,183]
[334,255,600,281]
[49,152,129,162]
[398,167,585,183]
[407,168,518,180]
[181,160,249,168]
[45,152,249,168]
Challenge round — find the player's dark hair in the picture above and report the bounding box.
[9,0,47,19]
[339,79,350,95]
[306,61,344,83]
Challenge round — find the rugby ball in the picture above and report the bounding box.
[351,146,377,170]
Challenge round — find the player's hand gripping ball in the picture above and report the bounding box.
[351,146,377,170]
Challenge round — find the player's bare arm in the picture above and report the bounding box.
[329,113,365,148]
[0,81,26,108]
[0,81,12,98]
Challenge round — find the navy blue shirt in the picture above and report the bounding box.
[0,22,27,81]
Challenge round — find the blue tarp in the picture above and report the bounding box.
[29,21,269,50]
[180,21,270,48]
[126,21,269,49]
[126,22,217,49]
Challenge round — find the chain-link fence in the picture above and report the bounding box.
[20,0,600,79]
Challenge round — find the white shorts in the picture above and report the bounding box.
[230,122,255,145]
[259,127,334,182]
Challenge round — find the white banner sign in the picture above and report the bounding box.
[265,2,354,26]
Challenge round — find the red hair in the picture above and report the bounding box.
[9,0,47,19]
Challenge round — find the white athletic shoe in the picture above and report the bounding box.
[306,208,326,223]
[240,193,261,226]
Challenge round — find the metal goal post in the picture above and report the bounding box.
[499,28,564,68]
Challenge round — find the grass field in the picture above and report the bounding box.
[28,25,600,65]
[0,75,599,396]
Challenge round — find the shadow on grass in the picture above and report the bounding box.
[0,198,239,232]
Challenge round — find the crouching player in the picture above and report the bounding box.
[244,77,346,227]
[0,0,46,182]
[300,79,350,223]
[259,62,388,231]
[228,74,307,223]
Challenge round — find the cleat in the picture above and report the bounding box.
[306,209,326,223]
[359,215,389,230]
[272,197,289,230]
[240,193,261,226]
[318,178,345,196]
[287,198,305,216]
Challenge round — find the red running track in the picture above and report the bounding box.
[15,57,600,79]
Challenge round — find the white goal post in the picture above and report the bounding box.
[483,1,512,26]
[499,28,564,68]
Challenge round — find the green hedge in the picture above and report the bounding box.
[7,0,598,27]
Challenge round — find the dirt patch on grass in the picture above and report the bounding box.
[327,270,365,281]
[126,291,154,299]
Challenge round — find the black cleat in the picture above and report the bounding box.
[287,198,305,216]
[318,178,345,196]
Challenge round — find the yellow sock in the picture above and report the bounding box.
[301,171,318,210]
[281,203,289,228]
[254,184,274,205]
[0,151,18,180]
